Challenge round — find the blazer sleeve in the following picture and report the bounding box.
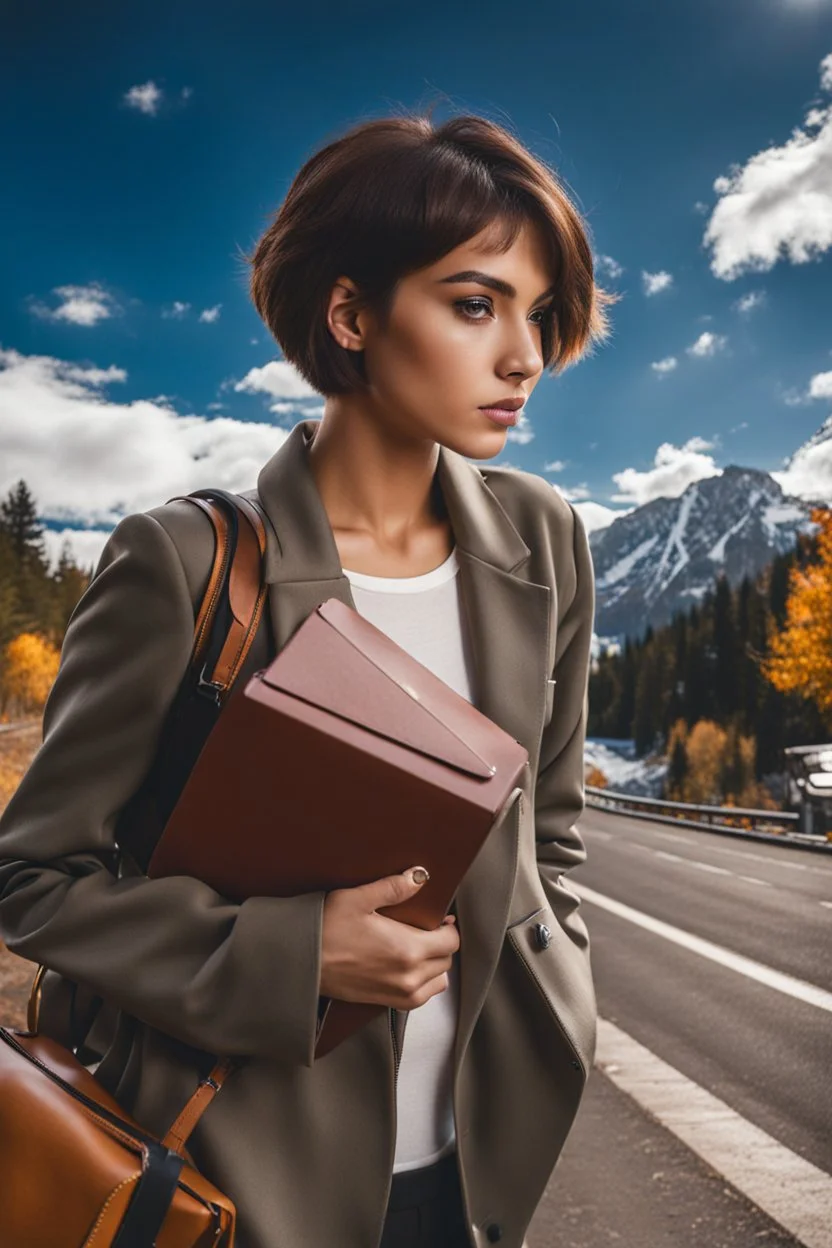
[0,509,328,1067]
[533,500,595,955]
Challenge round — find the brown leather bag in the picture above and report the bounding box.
[0,489,268,1246]
[0,969,239,1246]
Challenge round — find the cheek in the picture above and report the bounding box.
[376,315,463,393]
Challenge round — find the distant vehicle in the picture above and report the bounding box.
[783,743,832,837]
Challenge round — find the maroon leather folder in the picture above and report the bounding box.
[148,597,528,1058]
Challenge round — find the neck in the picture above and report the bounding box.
[306,402,448,555]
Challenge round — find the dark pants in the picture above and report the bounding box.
[380,1150,470,1247]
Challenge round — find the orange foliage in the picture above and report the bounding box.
[761,506,832,719]
[0,632,60,719]
[682,719,726,804]
[585,765,608,788]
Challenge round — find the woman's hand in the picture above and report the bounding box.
[320,867,460,1009]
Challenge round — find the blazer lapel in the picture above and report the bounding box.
[255,418,553,1067]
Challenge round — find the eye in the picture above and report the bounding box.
[454,297,492,320]
[454,297,554,326]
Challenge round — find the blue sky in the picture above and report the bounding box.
[1,0,831,571]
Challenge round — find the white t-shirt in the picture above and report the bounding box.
[342,545,475,1174]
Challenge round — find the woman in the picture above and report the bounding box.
[0,111,615,1248]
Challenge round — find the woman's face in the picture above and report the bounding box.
[332,216,558,460]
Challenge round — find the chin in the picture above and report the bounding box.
[461,427,510,458]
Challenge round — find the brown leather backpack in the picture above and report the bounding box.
[0,489,269,1246]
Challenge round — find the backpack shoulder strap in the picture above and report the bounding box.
[168,488,269,704]
[113,489,270,876]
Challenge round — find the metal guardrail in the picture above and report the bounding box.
[585,785,832,853]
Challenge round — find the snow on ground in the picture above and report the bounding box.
[584,737,668,797]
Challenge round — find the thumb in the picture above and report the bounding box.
[362,865,430,911]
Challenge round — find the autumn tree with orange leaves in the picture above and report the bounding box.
[760,506,832,725]
[0,632,60,719]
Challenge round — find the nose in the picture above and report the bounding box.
[500,321,544,382]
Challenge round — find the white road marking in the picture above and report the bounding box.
[638,844,773,886]
[596,1017,832,1248]
[651,829,696,845]
[570,881,832,1013]
[703,843,814,872]
[653,850,732,875]
[587,814,832,874]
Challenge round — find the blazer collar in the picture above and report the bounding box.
[255,417,531,584]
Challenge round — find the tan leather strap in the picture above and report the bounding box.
[184,496,232,664]
[27,963,47,1033]
[161,1056,240,1155]
[213,497,268,692]
[166,492,269,701]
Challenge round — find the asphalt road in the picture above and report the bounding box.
[526,809,831,1247]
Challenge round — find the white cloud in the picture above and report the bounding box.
[808,369,832,398]
[772,414,832,501]
[556,483,591,501]
[686,331,728,357]
[642,270,673,295]
[781,365,832,407]
[651,356,678,376]
[234,359,321,405]
[41,528,115,576]
[595,255,624,280]
[611,436,721,505]
[506,411,534,445]
[123,81,163,116]
[733,290,766,314]
[29,282,120,327]
[162,301,191,319]
[703,51,832,278]
[571,500,633,535]
[198,304,222,323]
[65,363,128,386]
[543,459,566,472]
[0,345,304,570]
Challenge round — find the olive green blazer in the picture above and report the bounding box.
[0,417,597,1248]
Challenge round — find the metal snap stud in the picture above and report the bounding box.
[534,922,552,950]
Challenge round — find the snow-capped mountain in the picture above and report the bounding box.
[588,465,816,641]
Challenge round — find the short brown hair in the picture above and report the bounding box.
[241,110,619,396]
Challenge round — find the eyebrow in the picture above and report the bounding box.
[434,269,557,303]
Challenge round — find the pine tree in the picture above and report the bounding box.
[713,573,739,719]
[0,480,48,570]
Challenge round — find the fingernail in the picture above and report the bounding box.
[410,866,429,885]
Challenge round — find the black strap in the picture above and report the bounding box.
[114,490,245,874]
[111,1141,185,1248]
[69,981,104,1063]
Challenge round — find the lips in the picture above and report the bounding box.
[480,407,519,427]
[479,397,526,412]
